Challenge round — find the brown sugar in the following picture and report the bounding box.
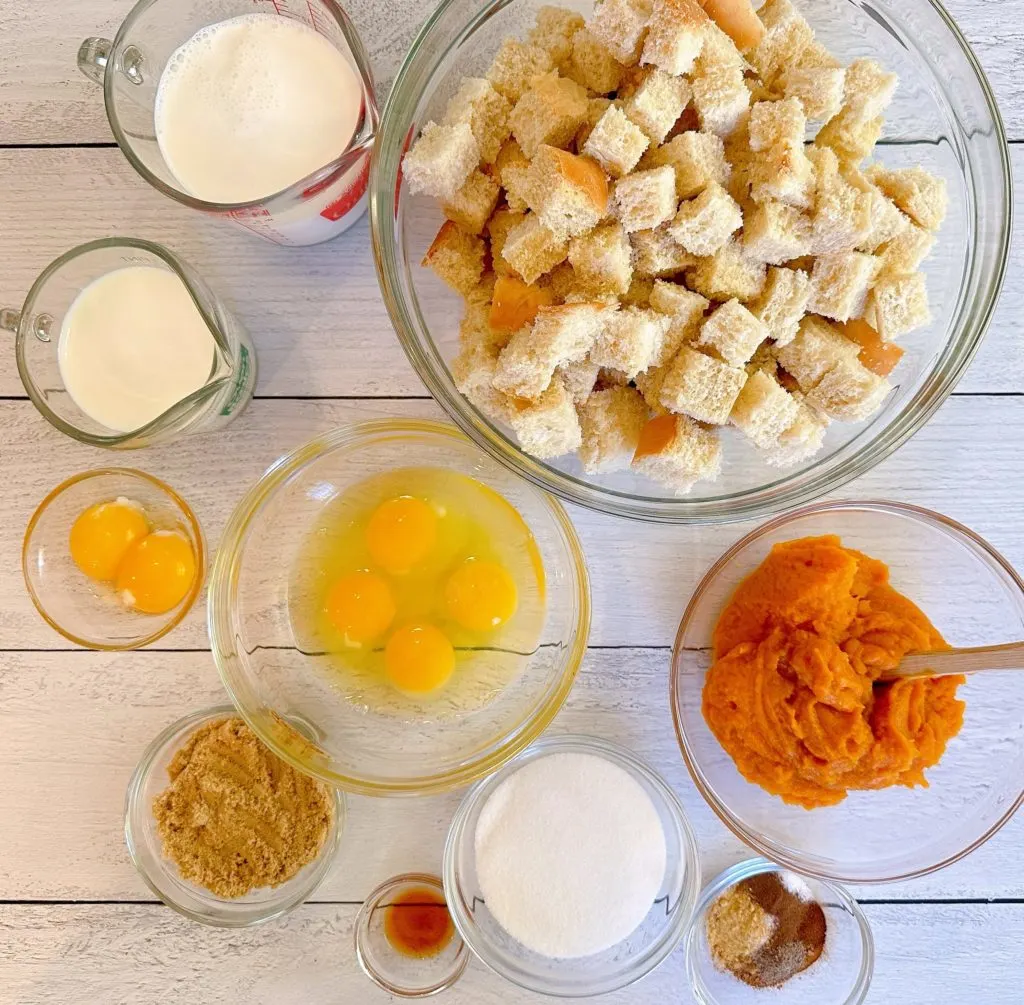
[705,871,827,989]
[153,717,334,898]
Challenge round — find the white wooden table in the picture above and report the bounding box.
[1,2,1022,1001]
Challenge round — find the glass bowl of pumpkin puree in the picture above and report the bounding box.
[670,500,1024,884]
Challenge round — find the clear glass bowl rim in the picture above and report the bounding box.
[354,871,470,998]
[441,732,702,998]
[123,704,346,928]
[368,0,1012,525]
[22,466,206,650]
[207,418,591,796]
[669,498,1024,883]
[683,856,874,1005]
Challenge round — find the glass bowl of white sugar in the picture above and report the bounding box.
[443,733,700,997]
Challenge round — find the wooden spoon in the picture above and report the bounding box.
[880,641,1024,682]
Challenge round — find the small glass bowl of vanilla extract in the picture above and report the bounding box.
[355,872,468,997]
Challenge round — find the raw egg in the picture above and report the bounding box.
[324,570,395,647]
[366,496,438,574]
[385,623,455,694]
[115,530,196,614]
[69,498,149,582]
[444,558,518,632]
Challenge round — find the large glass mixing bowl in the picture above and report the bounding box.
[370,0,1010,523]
[208,420,590,796]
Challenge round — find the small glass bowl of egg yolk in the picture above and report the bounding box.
[23,469,204,649]
[315,483,528,699]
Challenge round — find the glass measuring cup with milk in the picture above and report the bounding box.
[78,0,378,246]
[3,239,256,448]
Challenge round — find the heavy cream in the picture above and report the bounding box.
[154,12,362,204]
[58,266,216,433]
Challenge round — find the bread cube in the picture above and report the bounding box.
[591,306,669,377]
[578,385,650,472]
[750,266,811,345]
[687,241,767,302]
[528,6,586,68]
[493,303,608,398]
[453,339,516,424]
[621,275,656,307]
[612,166,678,232]
[631,413,722,494]
[877,224,936,276]
[588,0,654,66]
[443,78,513,165]
[487,207,526,276]
[763,397,829,466]
[487,40,555,102]
[750,0,813,86]
[806,356,891,421]
[568,221,634,295]
[865,272,930,339]
[649,280,709,362]
[422,221,486,295]
[494,139,533,212]
[641,0,710,76]
[796,38,840,71]
[667,182,743,256]
[644,131,730,200]
[501,213,569,284]
[748,97,805,153]
[746,98,813,208]
[659,345,748,423]
[633,364,670,413]
[509,375,583,458]
[442,170,501,235]
[582,104,649,179]
[695,19,747,69]
[692,63,750,137]
[631,226,696,277]
[622,69,692,146]
[779,64,846,121]
[843,58,898,121]
[808,146,872,254]
[774,315,859,390]
[807,251,881,322]
[815,109,882,165]
[696,298,768,366]
[510,71,590,158]
[557,355,601,403]
[742,200,812,264]
[568,28,624,94]
[729,369,801,446]
[404,121,479,200]
[866,165,948,231]
[847,174,911,253]
[525,145,609,240]
[574,97,611,149]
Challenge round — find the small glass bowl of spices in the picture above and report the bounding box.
[684,858,874,1004]
[355,872,469,997]
[444,733,700,997]
[125,706,344,927]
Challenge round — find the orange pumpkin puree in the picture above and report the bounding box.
[702,535,966,809]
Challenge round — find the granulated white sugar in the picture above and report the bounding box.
[780,871,814,902]
[473,751,668,958]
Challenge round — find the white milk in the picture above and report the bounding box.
[154,13,364,235]
[58,267,216,433]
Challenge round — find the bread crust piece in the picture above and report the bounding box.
[578,385,650,472]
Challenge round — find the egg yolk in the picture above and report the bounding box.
[384,623,455,694]
[366,496,438,574]
[115,530,196,615]
[69,499,149,582]
[444,558,518,633]
[324,571,396,647]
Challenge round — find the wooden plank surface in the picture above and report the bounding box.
[2,902,1021,1004]
[0,143,1021,397]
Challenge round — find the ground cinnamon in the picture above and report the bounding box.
[706,871,826,988]
[153,717,334,898]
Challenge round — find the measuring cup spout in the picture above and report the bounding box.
[78,37,112,86]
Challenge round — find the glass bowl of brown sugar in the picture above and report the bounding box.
[124,705,344,928]
[684,858,873,1004]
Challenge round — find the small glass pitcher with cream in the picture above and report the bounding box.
[77,0,378,246]
[2,239,256,449]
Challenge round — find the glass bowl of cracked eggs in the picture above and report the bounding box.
[370,0,1010,523]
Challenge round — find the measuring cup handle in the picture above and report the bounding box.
[77,37,112,85]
